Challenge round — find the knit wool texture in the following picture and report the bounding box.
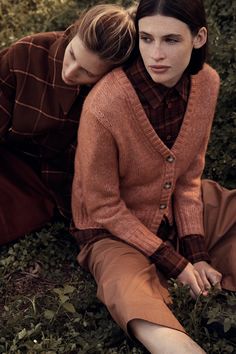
[72,64,220,256]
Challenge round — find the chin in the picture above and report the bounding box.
[149,73,165,85]
[149,73,177,87]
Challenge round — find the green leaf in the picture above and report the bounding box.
[63,285,76,294]
[18,328,27,340]
[44,309,55,320]
[223,318,232,333]
[59,294,69,304]
[63,302,76,313]
[207,318,217,325]
[53,287,63,296]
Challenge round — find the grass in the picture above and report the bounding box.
[0,222,235,353]
[0,0,235,352]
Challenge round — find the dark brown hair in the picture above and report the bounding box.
[134,0,208,74]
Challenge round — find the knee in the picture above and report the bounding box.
[129,320,206,354]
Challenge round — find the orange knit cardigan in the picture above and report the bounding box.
[72,64,220,257]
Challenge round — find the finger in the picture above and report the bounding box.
[190,288,197,300]
[214,282,222,290]
[190,274,203,298]
[197,270,212,290]
[194,270,206,293]
[211,278,222,290]
[208,272,222,289]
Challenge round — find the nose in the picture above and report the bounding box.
[151,43,165,61]
[64,63,80,80]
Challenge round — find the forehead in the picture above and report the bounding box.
[138,14,191,36]
[70,35,109,75]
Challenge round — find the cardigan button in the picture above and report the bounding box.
[166,155,175,163]
[164,182,172,189]
[159,204,167,210]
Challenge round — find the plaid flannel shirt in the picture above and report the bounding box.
[0,26,91,217]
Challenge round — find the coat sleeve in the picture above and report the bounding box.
[0,46,16,138]
[72,106,165,256]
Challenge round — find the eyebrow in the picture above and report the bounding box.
[139,31,183,39]
[163,34,183,39]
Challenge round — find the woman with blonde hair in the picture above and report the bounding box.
[0,4,136,245]
[72,0,236,352]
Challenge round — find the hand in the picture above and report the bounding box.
[177,262,208,299]
[193,261,222,291]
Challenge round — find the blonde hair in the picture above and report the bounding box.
[72,4,136,65]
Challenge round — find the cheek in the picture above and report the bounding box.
[87,78,98,85]
[63,53,70,68]
[170,46,192,67]
[180,49,193,69]
[139,41,146,54]
[181,44,194,60]
[89,75,104,84]
[77,76,99,86]
[139,45,148,63]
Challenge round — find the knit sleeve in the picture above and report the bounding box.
[173,90,220,237]
[73,107,166,257]
[174,67,220,238]
[0,46,16,138]
[174,128,212,237]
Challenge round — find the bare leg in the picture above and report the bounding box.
[130,319,206,354]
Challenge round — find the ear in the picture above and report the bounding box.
[193,27,207,49]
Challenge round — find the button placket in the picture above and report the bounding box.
[159,203,167,210]
[158,154,176,215]
[164,182,172,190]
[166,155,175,163]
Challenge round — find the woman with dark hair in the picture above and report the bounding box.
[0,4,136,245]
[72,0,236,352]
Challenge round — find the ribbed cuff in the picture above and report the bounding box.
[150,243,189,278]
[180,235,210,263]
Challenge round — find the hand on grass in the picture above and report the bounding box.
[177,262,208,299]
[193,261,222,292]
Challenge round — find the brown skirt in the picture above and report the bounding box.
[0,146,55,245]
[78,179,236,335]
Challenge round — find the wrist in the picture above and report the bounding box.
[180,235,210,263]
[150,243,189,278]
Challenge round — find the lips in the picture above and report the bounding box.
[150,65,170,69]
[149,65,170,73]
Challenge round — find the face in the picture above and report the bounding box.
[139,14,207,87]
[62,35,112,86]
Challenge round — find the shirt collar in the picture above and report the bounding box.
[125,56,189,109]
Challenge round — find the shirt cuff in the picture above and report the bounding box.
[150,243,188,278]
[180,234,210,263]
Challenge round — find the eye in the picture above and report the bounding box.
[83,69,96,78]
[139,35,153,43]
[165,37,180,44]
